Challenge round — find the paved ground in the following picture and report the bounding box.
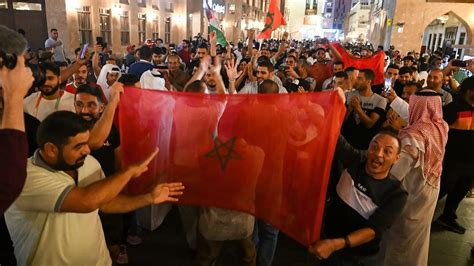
[126,197,474,266]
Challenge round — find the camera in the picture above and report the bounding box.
[0,50,18,69]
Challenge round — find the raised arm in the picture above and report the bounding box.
[184,55,211,89]
[60,149,158,213]
[60,50,90,82]
[99,182,184,213]
[92,44,103,78]
[225,58,243,94]
[88,82,123,150]
[328,42,343,62]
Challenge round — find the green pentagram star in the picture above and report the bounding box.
[204,137,242,171]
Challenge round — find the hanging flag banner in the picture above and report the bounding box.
[257,0,287,39]
[119,88,346,246]
[332,42,386,85]
[204,0,228,46]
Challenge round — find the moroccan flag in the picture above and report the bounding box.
[257,0,287,39]
[332,42,386,85]
[119,88,346,246]
[204,1,228,46]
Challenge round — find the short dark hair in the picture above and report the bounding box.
[139,45,152,60]
[399,66,412,75]
[334,61,345,67]
[359,69,375,83]
[258,60,274,72]
[152,47,164,55]
[75,84,103,103]
[386,64,400,71]
[198,43,209,50]
[335,71,348,79]
[258,79,279,94]
[50,28,58,32]
[286,55,297,61]
[345,66,358,73]
[118,73,140,86]
[374,130,402,154]
[37,111,90,149]
[40,62,60,76]
[185,80,206,93]
[403,56,414,62]
[405,81,422,91]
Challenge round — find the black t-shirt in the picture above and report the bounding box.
[24,112,40,156]
[326,136,408,257]
[443,98,474,163]
[341,91,387,149]
[91,125,120,176]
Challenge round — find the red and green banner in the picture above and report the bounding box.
[257,0,287,39]
[119,88,345,245]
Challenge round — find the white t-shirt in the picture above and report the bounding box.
[5,152,112,266]
[23,91,76,121]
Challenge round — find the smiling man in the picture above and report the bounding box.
[23,62,75,121]
[4,111,184,265]
[309,131,407,265]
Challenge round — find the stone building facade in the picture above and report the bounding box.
[369,0,474,55]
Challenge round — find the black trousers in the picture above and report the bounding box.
[99,212,126,246]
[438,160,474,220]
[0,215,16,266]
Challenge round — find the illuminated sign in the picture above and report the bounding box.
[204,0,226,14]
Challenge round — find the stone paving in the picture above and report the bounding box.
[126,197,474,266]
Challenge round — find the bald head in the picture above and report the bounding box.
[427,68,443,92]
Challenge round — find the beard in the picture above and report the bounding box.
[40,83,60,97]
[55,149,87,171]
[78,113,98,127]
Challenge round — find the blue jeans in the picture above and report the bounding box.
[252,220,279,266]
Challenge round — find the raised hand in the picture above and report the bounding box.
[109,82,124,104]
[349,96,362,111]
[127,148,159,179]
[149,182,185,204]
[224,58,242,81]
[76,49,91,65]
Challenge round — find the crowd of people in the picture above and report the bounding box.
[0,23,473,266]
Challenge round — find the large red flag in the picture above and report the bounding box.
[119,89,346,246]
[257,0,287,39]
[332,43,386,85]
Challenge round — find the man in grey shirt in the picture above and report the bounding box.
[44,28,67,63]
[239,60,288,94]
[427,68,452,106]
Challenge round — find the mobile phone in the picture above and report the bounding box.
[451,60,468,67]
[384,78,392,93]
[80,43,89,59]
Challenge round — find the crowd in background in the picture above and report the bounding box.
[1,24,473,266]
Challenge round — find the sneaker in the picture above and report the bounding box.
[126,234,143,246]
[435,216,466,234]
[116,245,129,265]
